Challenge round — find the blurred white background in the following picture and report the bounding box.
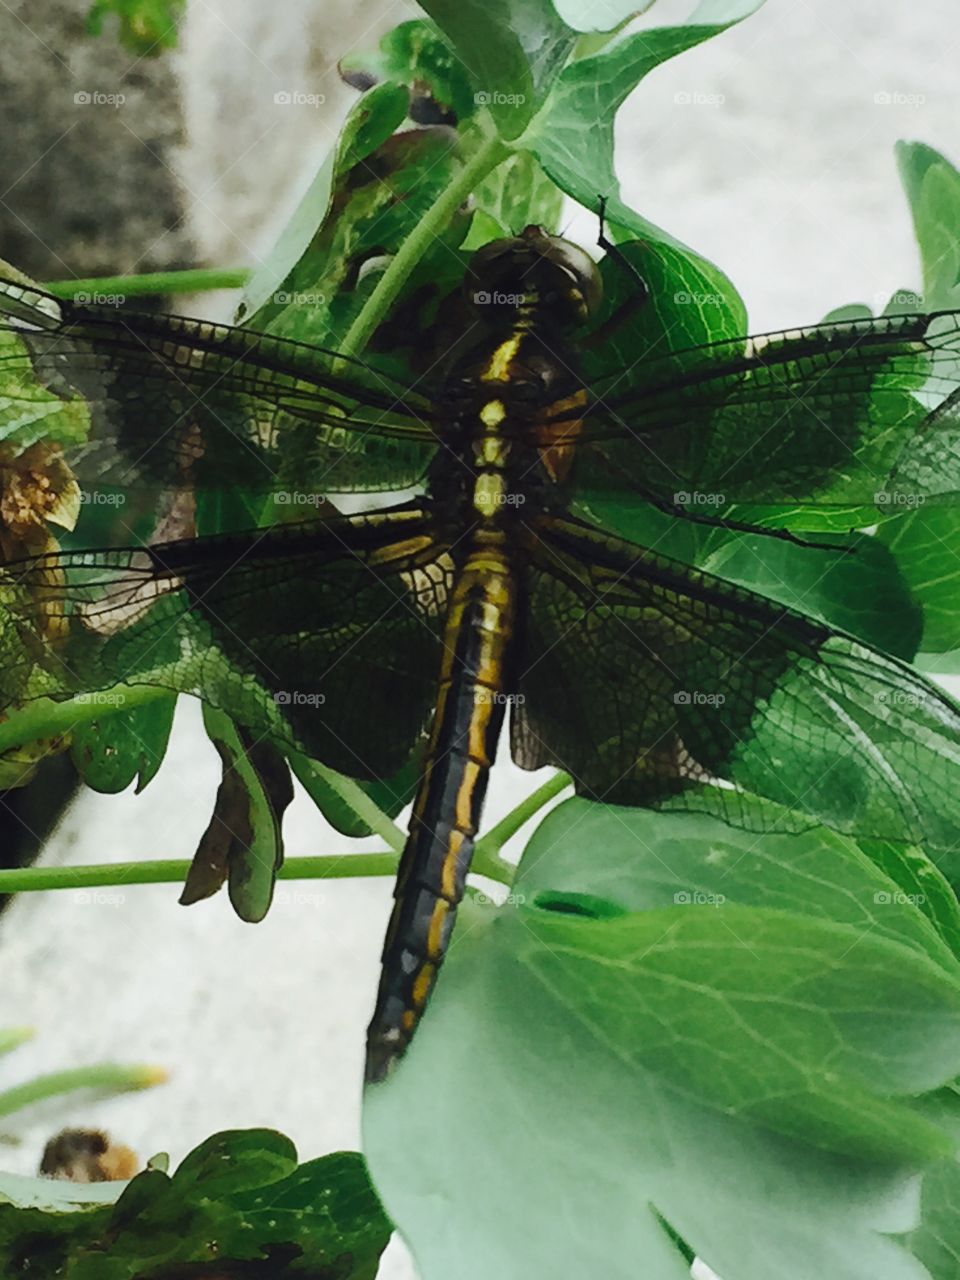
[0,3,958,1277]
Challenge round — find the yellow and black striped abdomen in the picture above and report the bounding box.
[365,539,517,1082]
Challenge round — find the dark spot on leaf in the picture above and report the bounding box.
[532,891,626,920]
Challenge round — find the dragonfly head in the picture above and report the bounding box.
[467,226,603,329]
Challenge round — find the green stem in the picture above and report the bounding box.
[336,132,510,362]
[470,842,516,887]
[0,686,170,754]
[0,853,398,894]
[42,268,250,300]
[474,771,571,861]
[0,1029,34,1058]
[0,1064,167,1120]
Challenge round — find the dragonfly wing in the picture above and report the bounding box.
[0,278,438,501]
[0,502,450,779]
[574,310,960,508]
[512,513,960,852]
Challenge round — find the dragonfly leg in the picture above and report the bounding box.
[580,196,650,352]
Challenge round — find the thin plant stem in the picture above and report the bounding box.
[42,268,249,300]
[0,854,399,895]
[474,772,572,862]
[0,1064,167,1121]
[336,133,510,362]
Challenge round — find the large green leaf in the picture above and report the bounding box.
[580,497,923,660]
[0,1129,390,1278]
[419,0,576,139]
[525,0,765,245]
[878,506,960,668]
[896,140,960,311]
[366,802,960,1280]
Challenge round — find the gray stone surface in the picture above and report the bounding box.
[0,0,193,278]
[0,4,958,1279]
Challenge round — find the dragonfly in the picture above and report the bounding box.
[1,224,959,1083]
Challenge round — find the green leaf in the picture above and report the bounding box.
[896,1086,960,1279]
[0,265,90,453]
[85,0,184,54]
[580,498,922,660]
[367,803,960,1280]
[582,238,747,389]
[170,1128,296,1196]
[179,709,293,923]
[419,0,576,139]
[555,0,658,33]
[525,1,765,242]
[859,840,960,960]
[237,81,412,331]
[290,750,415,843]
[339,19,479,125]
[0,1130,390,1278]
[878,506,960,667]
[472,149,564,235]
[69,693,175,793]
[896,140,960,310]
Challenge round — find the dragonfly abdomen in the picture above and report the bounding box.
[365,538,517,1083]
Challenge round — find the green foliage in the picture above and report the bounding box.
[366,803,960,1279]
[0,1130,390,1278]
[2,1,960,1276]
[85,0,184,54]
